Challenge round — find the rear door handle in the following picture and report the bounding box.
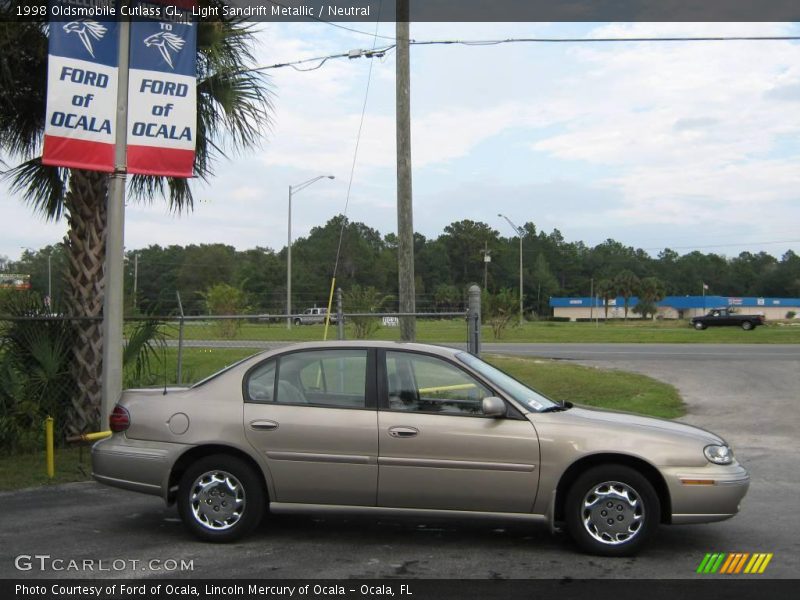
[249,420,279,431]
[388,426,419,438]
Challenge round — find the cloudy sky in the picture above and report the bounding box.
[2,20,800,262]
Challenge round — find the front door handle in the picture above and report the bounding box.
[250,420,279,431]
[388,426,419,438]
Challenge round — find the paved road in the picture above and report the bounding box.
[2,343,798,579]
[482,342,799,362]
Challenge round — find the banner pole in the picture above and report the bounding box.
[101,17,129,429]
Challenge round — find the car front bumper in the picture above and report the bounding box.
[662,463,750,524]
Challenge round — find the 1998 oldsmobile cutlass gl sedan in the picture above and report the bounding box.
[92,341,749,556]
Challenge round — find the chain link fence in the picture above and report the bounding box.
[0,287,482,449]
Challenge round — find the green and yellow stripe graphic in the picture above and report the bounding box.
[696,552,773,574]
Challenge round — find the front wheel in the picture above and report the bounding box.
[565,464,660,557]
[741,321,754,331]
[694,321,706,330]
[177,454,265,543]
[293,318,302,326]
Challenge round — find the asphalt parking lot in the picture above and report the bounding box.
[2,343,798,579]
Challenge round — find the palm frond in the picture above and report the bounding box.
[127,18,273,212]
[0,21,48,159]
[2,158,67,221]
[128,175,195,214]
[123,319,166,388]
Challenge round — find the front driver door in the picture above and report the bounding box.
[377,350,540,513]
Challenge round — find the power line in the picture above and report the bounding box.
[253,46,394,72]
[410,35,800,47]
[254,34,800,72]
[331,2,384,280]
[641,239,800,252]
[263,0,397,41]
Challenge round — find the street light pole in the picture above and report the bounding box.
[286,175,335,329]
[498,214,525,325]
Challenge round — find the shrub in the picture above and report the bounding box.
[0,293,76,452]
[484,288,520,340]
[202,283,248,338]
[344,285,394,339]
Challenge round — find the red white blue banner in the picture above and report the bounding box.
[127,1,197,177]
[43,1,119,172]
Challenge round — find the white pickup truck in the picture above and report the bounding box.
[294,307,337,326]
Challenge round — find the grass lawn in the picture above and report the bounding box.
[0,446,92,491]
[2,352,683,491]
[161,318,800,345]
[485,355,684,419]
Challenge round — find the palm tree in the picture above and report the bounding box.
[596,278,615,319]
[636,276,667,319]
[613,270,641,320]
[0,15,272,432]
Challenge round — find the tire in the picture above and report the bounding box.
[741,321,754,331]
[177,454,265,543]
[693,321,706,330]
[565,464,661,557]
[293,318,302,326]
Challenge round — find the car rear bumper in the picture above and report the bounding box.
[662,463,750,524]
[91,435,188,499]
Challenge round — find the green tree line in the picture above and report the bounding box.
[4,216,799,316]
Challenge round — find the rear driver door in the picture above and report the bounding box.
[243,348,378,506]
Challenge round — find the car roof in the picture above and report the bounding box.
[274,340,461,355]
[226,340,464,375]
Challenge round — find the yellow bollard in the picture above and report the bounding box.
[323,276,336,341]
[45,417,54,479]
[66,431,111,443]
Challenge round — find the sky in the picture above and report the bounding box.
[2,20,800,262]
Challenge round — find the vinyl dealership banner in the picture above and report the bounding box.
[43,1,120,172]
[42,0,196,177]
[127,0,196,177]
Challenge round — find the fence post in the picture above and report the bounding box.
[176,291,185,385]
[336,287,345,340]
[467,284,481,356]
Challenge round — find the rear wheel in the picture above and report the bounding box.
[565,464,660,557]
[741,321,754,331]
[177,454,265,542]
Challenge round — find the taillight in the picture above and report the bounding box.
[109,405,130,432]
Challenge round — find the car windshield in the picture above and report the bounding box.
[456,352,560,412]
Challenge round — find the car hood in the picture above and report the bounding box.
[534,405,725,446]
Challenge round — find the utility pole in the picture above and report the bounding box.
[47,252,52,301]
[481,241,491,291]
[396,0,416,341]
[132,252,138,312]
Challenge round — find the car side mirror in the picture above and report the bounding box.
[482,396,506,417]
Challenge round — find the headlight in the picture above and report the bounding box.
[704,444,733,465]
